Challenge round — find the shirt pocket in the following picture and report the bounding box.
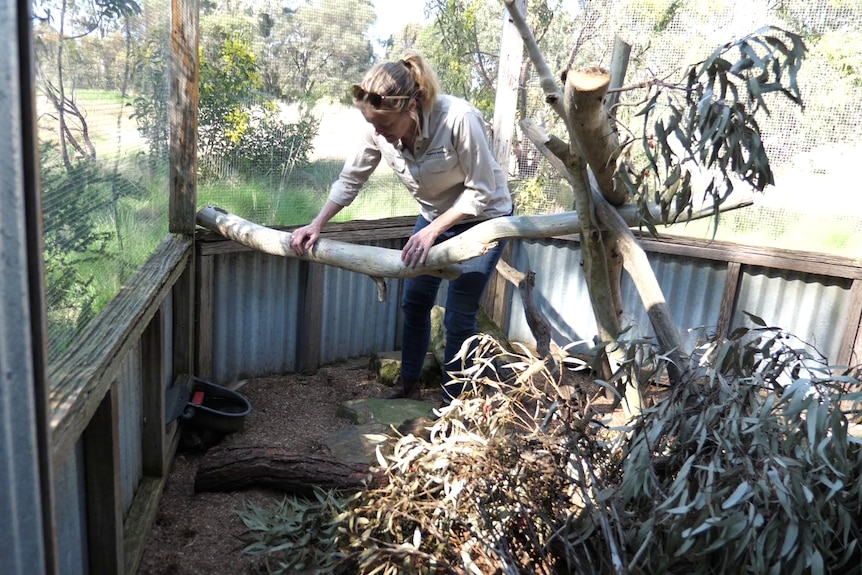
[420,148,459,174]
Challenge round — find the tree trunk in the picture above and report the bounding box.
[565,67,626,207]
[194,446,378,496]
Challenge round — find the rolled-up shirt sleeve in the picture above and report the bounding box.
[329,127,381,207]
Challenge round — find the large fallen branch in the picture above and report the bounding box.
[197,205,590,300]
[196,198,749,303]
[194,446,378,496]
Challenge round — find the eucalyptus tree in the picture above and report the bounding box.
[250,0,376,103]
[32,0,141,169]
[499,0,807,406]
[416,0,579,119]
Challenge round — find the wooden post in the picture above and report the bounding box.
[838,279,862,368]
[196,251,214,380]
[492,0,525,178]
[84,385,123,574]
[717,261,742,339]
[169,0,199,234]
[172,254,195,404]
[141,307,166,476]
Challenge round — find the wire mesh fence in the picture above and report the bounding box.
[32,0,862,357]
[33,0,172,357]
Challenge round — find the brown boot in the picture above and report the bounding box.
[384,375,422,400]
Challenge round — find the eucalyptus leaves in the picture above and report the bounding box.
[239,328,860,574]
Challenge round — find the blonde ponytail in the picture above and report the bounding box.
[399,50,440,113]
[355,51,441,116]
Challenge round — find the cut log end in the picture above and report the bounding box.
[566,67,612,93]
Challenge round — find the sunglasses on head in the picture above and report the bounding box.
[352,85,411,109]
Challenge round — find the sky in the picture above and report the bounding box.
[368,0,429,40]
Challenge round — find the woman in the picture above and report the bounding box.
[289,51,512,405]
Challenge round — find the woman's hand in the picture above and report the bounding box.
[402,226,438,267]
[402,208,470,267]
[289,223,322,256]
[289,200,345,256]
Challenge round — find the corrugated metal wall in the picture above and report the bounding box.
[507,240,596,349]
[620,251,730,352]
[203,235,858,378]
[506,240,731,353]
[205,238,405,383]
[317,261,401,366]
[210,250,305,381]
[734,266,852,363]
[505,238,852,362]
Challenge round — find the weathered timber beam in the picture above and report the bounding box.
[196,190,751,306]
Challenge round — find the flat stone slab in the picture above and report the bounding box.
[336,397,435,426]
[327,398,439,465]
[325,423,392,465]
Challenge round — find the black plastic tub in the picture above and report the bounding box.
[182,376,252,434]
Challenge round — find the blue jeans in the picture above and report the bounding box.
[400,215,506,402]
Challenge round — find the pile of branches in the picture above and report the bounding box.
[239,328,862,574]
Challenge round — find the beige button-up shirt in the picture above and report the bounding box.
[329,94,512,222]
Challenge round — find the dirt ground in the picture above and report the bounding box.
[136,357,628,575]
[137,358,395,575]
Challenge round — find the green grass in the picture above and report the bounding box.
[198,160,417,227]
[75,89,126,103]
[332,169,418,222]
[89,195,170,306]
[660,206,862,258]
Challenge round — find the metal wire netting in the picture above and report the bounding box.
[34,0,861,357]
[34,1,172,357]
[508,0,862,258]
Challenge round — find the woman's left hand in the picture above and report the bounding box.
[402,228,437,267]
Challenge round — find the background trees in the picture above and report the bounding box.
[247,0,376,103]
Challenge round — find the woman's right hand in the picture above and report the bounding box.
[289,223,322,256]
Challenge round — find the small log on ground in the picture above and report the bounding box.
[194,446,378,496]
